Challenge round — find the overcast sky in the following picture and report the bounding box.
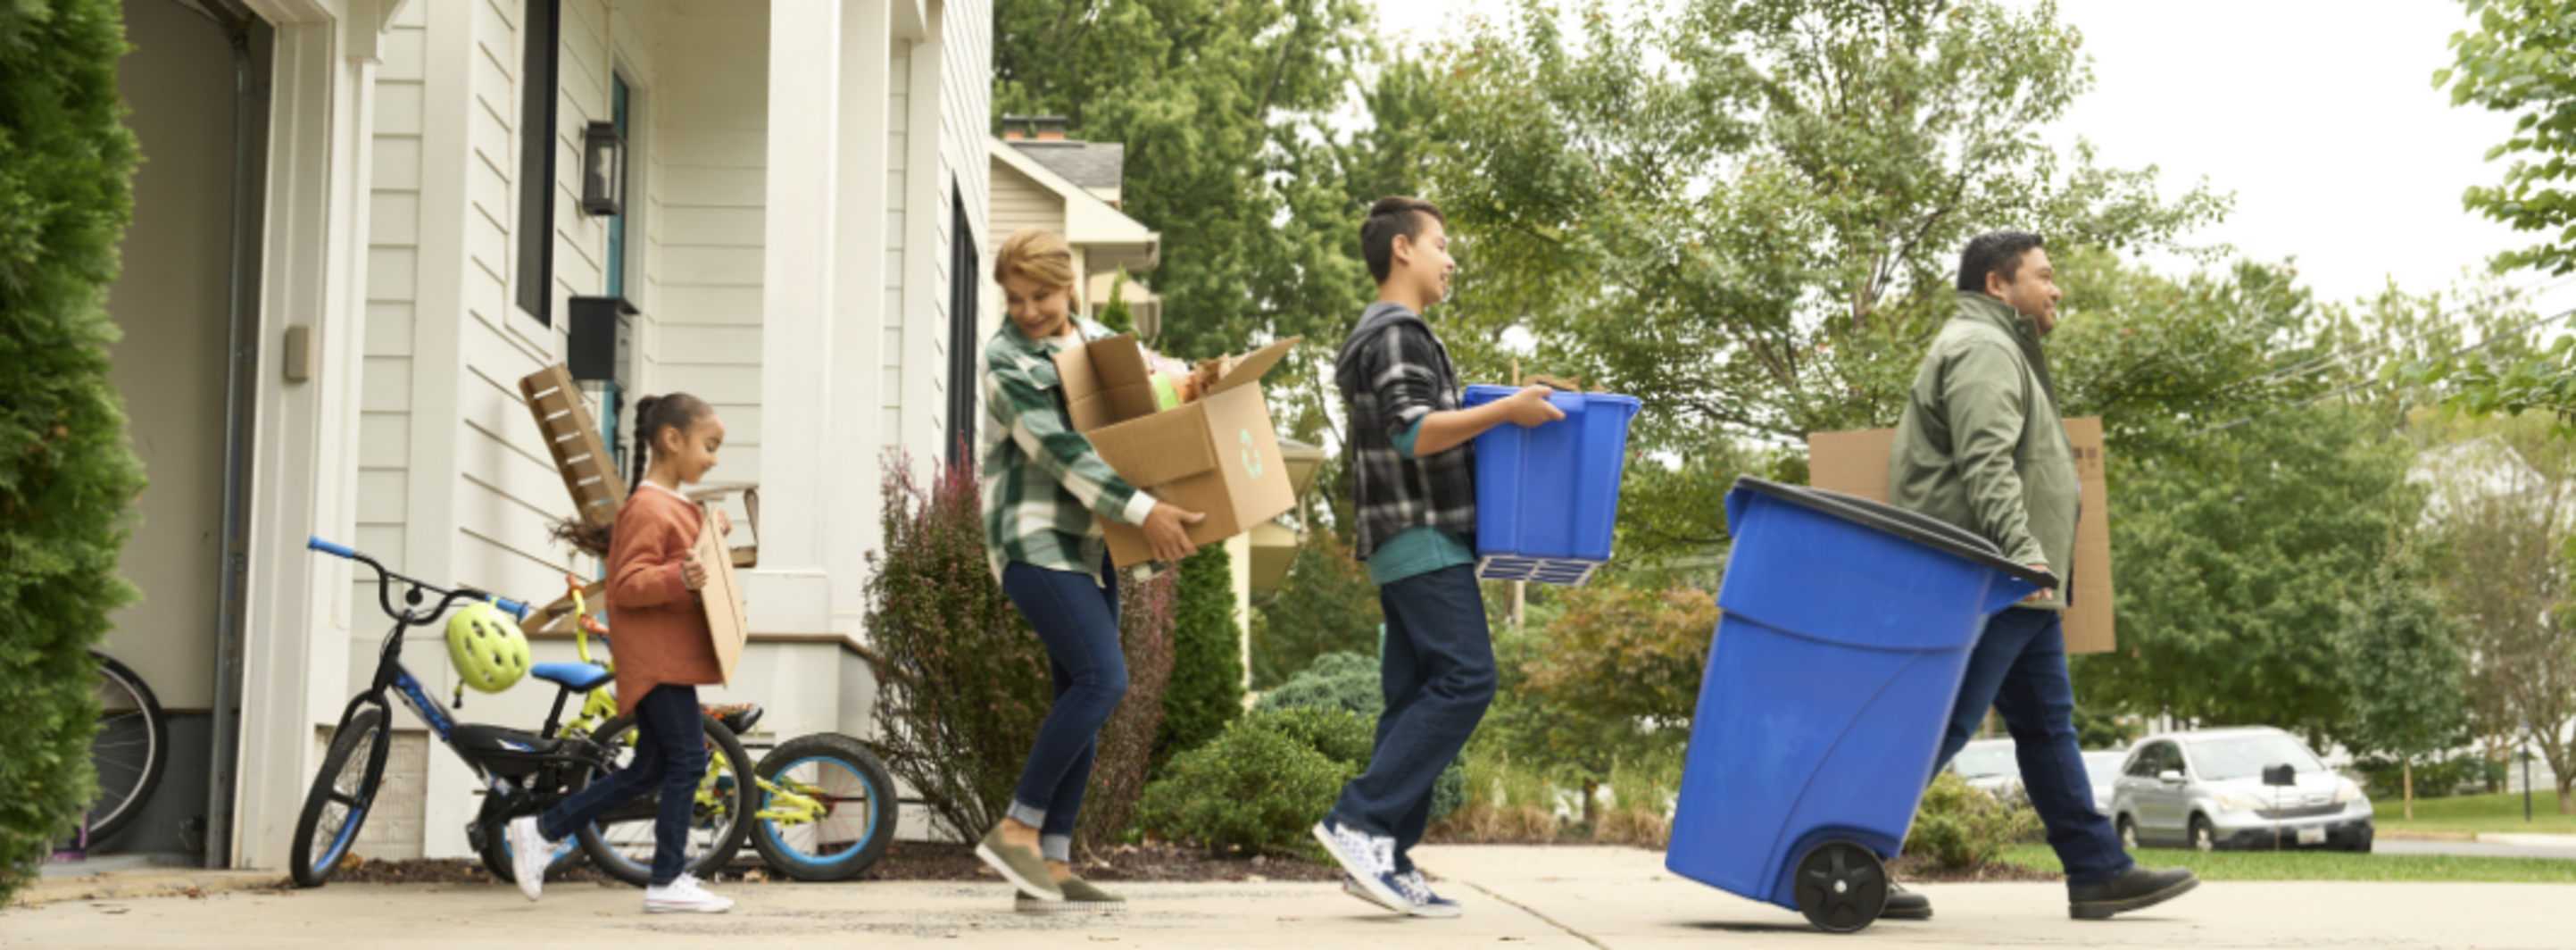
[1367,0,2569,317]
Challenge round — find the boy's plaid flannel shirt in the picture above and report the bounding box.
[980,317,1159,585]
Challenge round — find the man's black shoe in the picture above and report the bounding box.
[1882,881,1931,920]
[2067,865,2198,920]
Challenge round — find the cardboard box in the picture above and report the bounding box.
[693,503,750,685]
[1053,334,1302,568]
[1806,419,2115,654]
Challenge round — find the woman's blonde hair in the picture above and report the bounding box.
[993,227,1077,292]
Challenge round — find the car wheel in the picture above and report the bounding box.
[2190,815,2216,853]
[2117,815,2140,850]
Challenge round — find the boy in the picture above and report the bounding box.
[1311,196,1561,917]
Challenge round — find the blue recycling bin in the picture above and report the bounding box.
[1461,386,1642,586]
[1666,477,2057,933]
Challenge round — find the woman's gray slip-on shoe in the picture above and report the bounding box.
[1017,876,1126,913]
[976,825,1063,901]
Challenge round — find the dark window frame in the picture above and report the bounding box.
[515,0,561,326]
[946,184,981,465]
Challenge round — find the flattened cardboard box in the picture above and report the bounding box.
[1053,334,1302,568]
[1806,418,2115,654]
[694,503,749,686]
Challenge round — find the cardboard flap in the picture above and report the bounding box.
[1087,411,1218,488]
[1055,336,1161,432]
[1205,337,1303,397]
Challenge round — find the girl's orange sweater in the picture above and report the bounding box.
[606,483,723,717]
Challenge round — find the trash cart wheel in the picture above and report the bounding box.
[1792,840,1888,934]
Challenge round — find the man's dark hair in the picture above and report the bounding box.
[1361,196,1447,285]
[1957,231,2048,293]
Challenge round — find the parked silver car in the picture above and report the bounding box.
[2110,727,2373,852]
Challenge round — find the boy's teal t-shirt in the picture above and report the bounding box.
[1371,418,1477,587]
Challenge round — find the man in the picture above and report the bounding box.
[1886,232,2198,921]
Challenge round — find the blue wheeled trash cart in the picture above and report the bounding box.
[1666,477,2059,933]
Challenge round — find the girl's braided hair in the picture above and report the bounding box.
[548,392,712,556]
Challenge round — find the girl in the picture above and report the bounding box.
[511,393,734,913]
[976,228,1201,912]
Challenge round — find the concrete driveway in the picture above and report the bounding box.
[6,845,2569,949]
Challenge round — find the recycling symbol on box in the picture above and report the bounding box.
[1239,429,1265,479]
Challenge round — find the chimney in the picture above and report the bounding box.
[1034,116,1070,141]
[1001,114,1030,141]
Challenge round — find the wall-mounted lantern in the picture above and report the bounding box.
[581,121,626,217]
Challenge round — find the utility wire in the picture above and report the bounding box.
[2181,304,2576,439]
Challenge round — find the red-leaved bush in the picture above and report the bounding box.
[859,450,1176,853]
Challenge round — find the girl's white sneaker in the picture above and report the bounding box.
[644,873,734,914]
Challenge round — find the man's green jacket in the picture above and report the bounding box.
[1887,290,2079,611]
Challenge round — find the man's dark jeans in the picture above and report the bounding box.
[1001,558,1127,859]
[1329,563,1496,875]
[539,682,704,887]
[1932,606,2133,887]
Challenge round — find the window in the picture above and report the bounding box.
[2127,744,2168,778]
[515,0,561,326]
[945,185,981,464]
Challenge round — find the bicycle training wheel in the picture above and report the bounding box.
[289,706,387,888]
[748,732,899,882]
[87,652,169,843]
[574,711,753,886]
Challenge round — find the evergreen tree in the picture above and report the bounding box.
[1156,542,1244,770]
[0,0,145,902]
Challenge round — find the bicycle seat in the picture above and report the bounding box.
[529,662,612,693]
[705,703,763,736]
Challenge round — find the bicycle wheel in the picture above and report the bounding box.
[748,733,899,882]
[574,711,752,887]
[472,789,587,885]
[87,653,169,843]
[289,706,386,888]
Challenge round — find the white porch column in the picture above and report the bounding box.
[746,0,844,636]
[826,0,893,638]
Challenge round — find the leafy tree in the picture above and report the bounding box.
[1427,0,2229,447]
[1156,542,1243,770]
[2436,0,2576,278]
[2081,404,2418,741]
[0,0,144,902]
[1517,584,1716,729]
[2333,539,2468,821]
[1248,529,1381,688]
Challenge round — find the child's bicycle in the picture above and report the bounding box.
[541,575,898,882]
[288,538,755,888]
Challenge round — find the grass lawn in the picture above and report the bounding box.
[2372,792,2576,838]
[1998,845,2576,883]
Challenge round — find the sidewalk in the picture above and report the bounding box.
[4,845,2567,949]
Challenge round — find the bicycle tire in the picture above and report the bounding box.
[471,789,589,885]
[574,711,753,887]
[86,652,169,844]
[288,706,386,888]
[748,732,899,882]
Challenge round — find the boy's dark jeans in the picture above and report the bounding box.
[538,682,705,887]
[1932,607,2133,888]
[1001,557,1128,854]
[1329,563,1496,875]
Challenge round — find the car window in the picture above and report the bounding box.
[2127,743,2166,778]
[2082,751,2125,780]
[1953,746,2019,779]
[2187,734,2327,781]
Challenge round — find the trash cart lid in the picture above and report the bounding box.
[1731,476,2059,589]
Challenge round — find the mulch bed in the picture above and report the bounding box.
[328,841,1342,887]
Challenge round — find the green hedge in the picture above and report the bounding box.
[1258,651,1467,821]
[1154,540,1242,771]
[0,0,145,903]
[1135,712,1358,854]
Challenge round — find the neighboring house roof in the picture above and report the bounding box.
[2410,434,2576,529]
[1009,139,1127,200]
[990,138,1158,274]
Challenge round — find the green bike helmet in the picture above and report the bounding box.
[446,601,530,694]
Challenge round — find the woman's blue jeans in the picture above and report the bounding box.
[1001,558,1128,862]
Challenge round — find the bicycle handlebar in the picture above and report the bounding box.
[308,536,358,559]
[309,536,533,624]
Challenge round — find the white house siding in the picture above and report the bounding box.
[939,0,993,356]
[987,162,1061,263]
[651,1,769,509]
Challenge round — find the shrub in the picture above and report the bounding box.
[1432,746,1559,843]
[1153,541,1242,771]
[1247,528,1381,688]
[0,0,144,904]
[1257,652,1467,821]
[1904,771,2043,871]
[860,451,1177,853]
[1135,714,1358,854]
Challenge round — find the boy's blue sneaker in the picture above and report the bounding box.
[1392,870,1465,918]
[1341,874,1400,911]
[1311,820,1405,912]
